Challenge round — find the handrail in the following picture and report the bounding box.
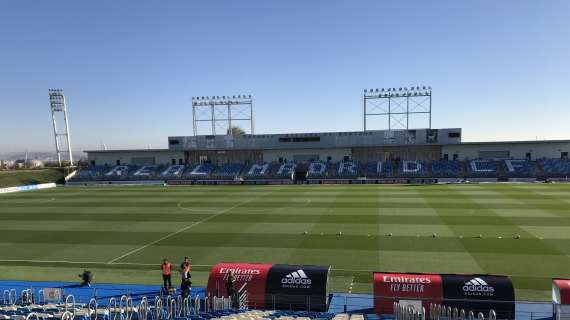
[88,298,98,320]
[65,294,76,317]
[138,296,149,320]
[25,312,40,320]
[154,295,163,320]
[9,288,17,305]
[194,296,201,315]
[120,295,129,320]
[37,289,44,305]
[109,297,118,320]
[127,296,134,320]
[174,295,184,317]
[61,310,74,320]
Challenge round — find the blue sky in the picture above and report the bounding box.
[0,0,569,152]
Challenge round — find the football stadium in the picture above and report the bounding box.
[2,88,570,320]
[2,2,570,320]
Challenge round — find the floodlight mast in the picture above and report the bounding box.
[363,86,432,131]
[191,95,254,136]
[48,89,74,167]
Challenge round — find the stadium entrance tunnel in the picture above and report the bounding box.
[294,166,308,183]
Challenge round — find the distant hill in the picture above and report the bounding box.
[0,169,65,188]
[0,151,85,162]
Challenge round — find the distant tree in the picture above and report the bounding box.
[227,126,246,136]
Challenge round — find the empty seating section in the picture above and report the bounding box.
[73,166,108,181]
[467,160,497,177]
[71,158,570,181]
[365,161,393,178]
[244,163,271,178]
[538,159,570,177]
[211,164,243,179]
[431,160,463,177]
[274,163,296,178]
[335,161,360,178]
[502,160,536,177]
[306,162,329,179]
[183,164,215,179]
[398,160,427,177]
[161,165,186,178]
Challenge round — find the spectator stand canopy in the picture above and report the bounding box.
[553,279,570,320]
[207,262,331,311]
[373,272,515,319]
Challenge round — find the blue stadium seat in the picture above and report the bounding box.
[335,161,360,178]
[431,160,463,177]
[365,161,393,178]
[398,160,428,177]
[183,164,215,179]
[307,162,330,179]
[467,160,498,177]
[538,158,570,177]
[502,159,536,177]
[211,163,243,179]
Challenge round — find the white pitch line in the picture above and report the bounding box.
[0,259,212,267]
[106,191,274,264]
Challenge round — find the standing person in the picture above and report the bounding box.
[180,257,192,297]
[225,270,235,298]
[161,259,173,289]
[180,257,191,277]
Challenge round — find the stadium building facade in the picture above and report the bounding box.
[85,128,569,165]
[76,128,570,184]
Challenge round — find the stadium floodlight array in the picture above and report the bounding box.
[48,89,74,167]
[362,85,432,131]
[363,86,432,98]
[191,95,253,106]
[191,94,254,136]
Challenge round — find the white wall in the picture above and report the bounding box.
[262,148,352,162]
[88,150,185,166]
[441,142,570,160]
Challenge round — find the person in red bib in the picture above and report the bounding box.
[161,259,173,289]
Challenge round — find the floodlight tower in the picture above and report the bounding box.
[363,86,432,131]
[191,95,254,136]
[48,89,74,167]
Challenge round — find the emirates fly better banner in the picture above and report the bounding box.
[374,272,514,318]
[373,272,443,315]
[207,263,330,311]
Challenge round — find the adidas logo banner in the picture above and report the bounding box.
[265,264,330,311]
[207,263,330,312]
[441,275,514,319]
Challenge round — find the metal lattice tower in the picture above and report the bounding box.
[191,95,254,136]
[363,86,432,131]
[48,89,74,167]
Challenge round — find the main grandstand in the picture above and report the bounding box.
[72,128,570,184]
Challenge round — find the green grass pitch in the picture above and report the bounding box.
[1,183,569,301]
